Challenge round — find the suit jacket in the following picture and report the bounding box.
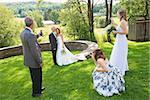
[20,28,42,68]
[49,32,57,51]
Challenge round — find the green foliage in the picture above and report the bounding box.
[94,16,106,28]
[6,2,62,18]
[49,10,60,23]
[112,3,121,15]
[0,5,23,47]
[93,3,121,16]
[44,9,60,23]
[44,9,51,20]
[93,3,106,15]
[27,10,44,27]
[120,0,150,20]
[36,0,43,9]
[7,3,37,18]
[59,4,90,40]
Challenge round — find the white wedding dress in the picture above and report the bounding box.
[109,26,129,76]
[56,36,86,66]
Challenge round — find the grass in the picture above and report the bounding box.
[0,41,150,100]
[1,17,150,99]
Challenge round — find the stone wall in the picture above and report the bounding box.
[0,41,98,59]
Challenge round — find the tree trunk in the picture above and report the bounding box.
[91,0,94,33]
[88,0,93,33]
[76,0,86,24]
[105,0,109,26]
[105,0,113,26]
[88,0,95,41]
[109,0,113,23]
[145,0,149,19]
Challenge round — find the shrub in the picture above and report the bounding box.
[95,16,106,28]
[59,8,90,40]
[121,0,150,20]
[0,5,23,48]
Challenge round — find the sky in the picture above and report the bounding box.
[0,0,120,4]
[0,0,67,3]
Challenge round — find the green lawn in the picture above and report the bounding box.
[0,42,150,100]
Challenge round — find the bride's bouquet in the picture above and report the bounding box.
[105,24,116,35]
[61,48,66,55]
[105,24,116,43]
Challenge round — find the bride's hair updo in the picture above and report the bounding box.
[56,28,61,34]
[93,49,106,61]
[118,9,127,21]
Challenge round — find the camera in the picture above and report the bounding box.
[39,30,43,37]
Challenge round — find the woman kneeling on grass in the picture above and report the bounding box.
[91,49,125,97]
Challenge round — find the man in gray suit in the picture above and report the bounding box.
[20,17,45,97]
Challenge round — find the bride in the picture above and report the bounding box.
[55,28,86,66]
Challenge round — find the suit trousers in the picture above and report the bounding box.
[29,67,42,94]
[52,50,57,65]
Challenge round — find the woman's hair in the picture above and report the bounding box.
[93,49,106,61]
[118,9,127,21]
[56,28,61,34]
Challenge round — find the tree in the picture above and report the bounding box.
[36,0,43,10]
[120,0,150,20]
[60,0,98,41]
[105,0,113,26]
[88,0,94,33]
[109,0,113,20]
[44,9,60,23]
[76,0,87,24]
[0,6,22,47]
[44,9,51,20]
[75,0,96,41]
[59,0,90,40]
[27,10,44,27]
[87,0,95,40]
[49,10,60,23]
[112,3,120,15]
